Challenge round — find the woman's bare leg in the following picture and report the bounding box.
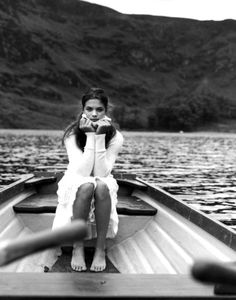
[90,179,111,272]
[71,183,94,271]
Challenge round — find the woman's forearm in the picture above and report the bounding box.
[93,134,110,177]
[79,133,95,176]
[66,133,95,176]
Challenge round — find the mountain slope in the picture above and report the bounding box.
[1,0,236,130]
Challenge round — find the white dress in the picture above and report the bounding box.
[52,130,124,239]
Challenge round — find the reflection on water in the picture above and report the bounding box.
[1,129,236,230]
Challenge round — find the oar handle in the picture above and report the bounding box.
[0,220,87,266]
[192,260,236,285]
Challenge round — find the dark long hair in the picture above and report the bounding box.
[63,87,116,151]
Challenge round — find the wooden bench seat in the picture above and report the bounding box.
[13,194,157,216]
[24,176,148,191]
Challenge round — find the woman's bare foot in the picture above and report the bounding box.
[71,243,87,272]
[90,248,106,272]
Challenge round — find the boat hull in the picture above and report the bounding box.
[0,172,236,298]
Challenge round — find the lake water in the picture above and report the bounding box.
[1,129,236,230]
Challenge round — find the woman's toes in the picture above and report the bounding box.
[90,249,106,272]
[71,246,87,272]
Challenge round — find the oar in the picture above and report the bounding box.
[0,220,87,266]
[191,259,236,286]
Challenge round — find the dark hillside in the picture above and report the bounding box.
[1,0,236,130]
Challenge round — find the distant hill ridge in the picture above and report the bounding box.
[1,0,236,130]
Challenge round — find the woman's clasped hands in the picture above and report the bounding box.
[80,117,112,135]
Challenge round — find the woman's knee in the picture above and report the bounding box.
[73,183,94,220]
[94,179,110,200]
[76,182,94,200]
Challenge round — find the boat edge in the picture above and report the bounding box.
[136,178,236,252]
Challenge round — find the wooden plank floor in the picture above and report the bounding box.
[49,247,119,273]
[0,274,216,299]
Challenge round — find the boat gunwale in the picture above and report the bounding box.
[136,178,236,252]
[0,174,34,205]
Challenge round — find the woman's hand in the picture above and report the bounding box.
[79,118,95,133]
[95,119,112,135]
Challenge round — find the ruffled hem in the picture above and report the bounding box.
[52,173,119,239]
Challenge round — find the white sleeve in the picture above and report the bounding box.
[65,132,95,176]
[93,131,124,177]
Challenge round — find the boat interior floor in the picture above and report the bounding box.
[49,246,119,273]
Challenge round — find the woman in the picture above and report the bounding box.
[52,87,124,272]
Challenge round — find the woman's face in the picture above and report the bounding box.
[83,99,106,122]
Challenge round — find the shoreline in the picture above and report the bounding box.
[1,128,236,137]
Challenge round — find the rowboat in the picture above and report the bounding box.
[0,172,236,299]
